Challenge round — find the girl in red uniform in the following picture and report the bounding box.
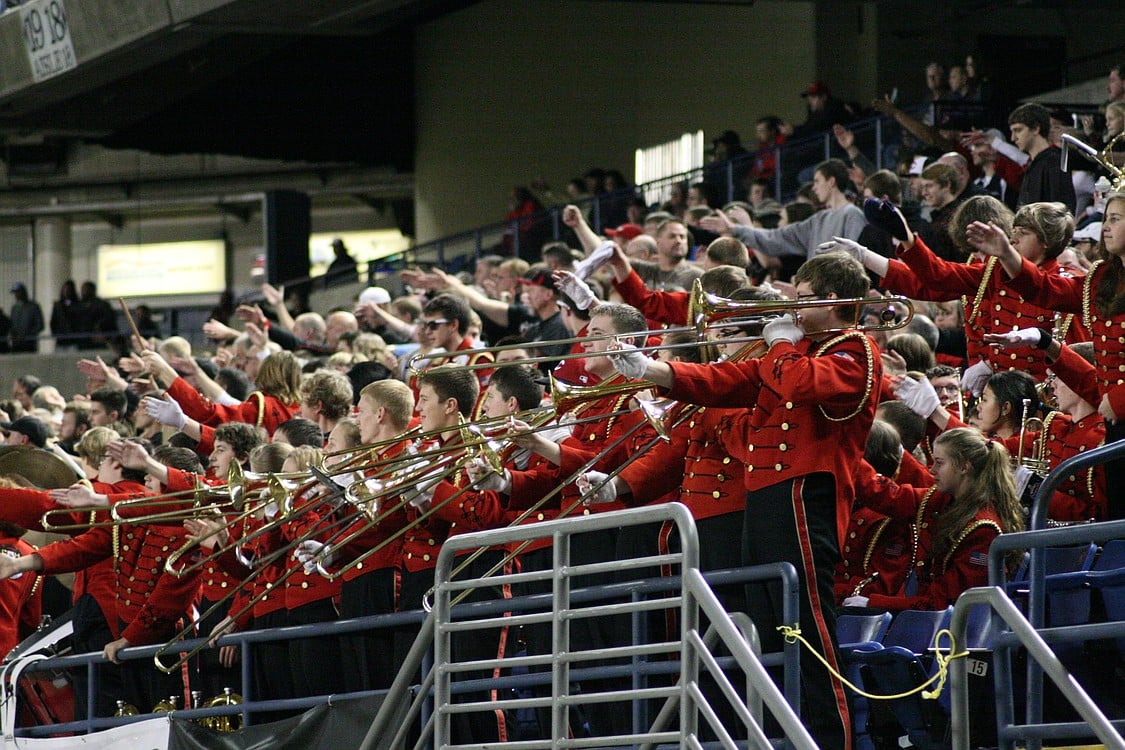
[965,192,1125,518]
[845,428,1024,611]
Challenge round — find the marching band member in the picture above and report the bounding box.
[967,191,1125,518]
[608,252,878,750]
[844,428,1024,611]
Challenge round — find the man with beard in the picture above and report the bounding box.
[630,218,703,291]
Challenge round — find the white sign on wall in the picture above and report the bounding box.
[21,0,77,83]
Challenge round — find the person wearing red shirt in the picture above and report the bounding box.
[839,198,1088,389]
[964,192,1125,519]
[846,429,1024,611]
[144,348,300,438]
[608,253,879,750]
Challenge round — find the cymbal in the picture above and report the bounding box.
[0,445,80,489]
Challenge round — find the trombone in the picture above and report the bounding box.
[404,291,915,375]
[152,430,509,675]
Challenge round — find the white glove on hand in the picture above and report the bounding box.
[294,540,333,575]
[607,343,651,380]
[573,241,617,280]
[843,596,870,608]
[554,273,597,311]
[763,316,805,346]
[409,469,446,508]
[467,456,511,494]
[577,471,617,505]
[143,396,186,430]
[815,236,870,265]
[961,360,993,397]
[896,376,941,419]
[986,327,1043,348]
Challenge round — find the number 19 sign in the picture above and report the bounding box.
[21,0,77,83]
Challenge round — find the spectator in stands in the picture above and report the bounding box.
[791,81,853,139]
[698,237,750,270]
[353,286,412,345]
[631,218,703,291]
[324,310,359,351]
[518,265,571,363]
[1008,103,1075,212]
[661,182,689,218]
[1,415,47,448]
[11,375,39,413]
[273,417,324,448]
[924,61,948,104]
[1108,63,1124,106]
[748,116,786,184]
[947,64,973,101]
[324,238,359,287]
[8,283,43,353]
[88,387,127,429]
[918,162,964,261]
[704,131,749,202]
[858,170,934,261]
[133,305,160,340]
[76,281,118,350]
[49,279,80,348]
[970,138,1019,210]
[702,158,865,261]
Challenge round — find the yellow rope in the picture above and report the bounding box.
[776,625,969,701]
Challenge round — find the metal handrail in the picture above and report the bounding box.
[949,586,1125,750]
[991,439,1125,749]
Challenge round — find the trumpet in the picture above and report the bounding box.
[1017,397,1050,476]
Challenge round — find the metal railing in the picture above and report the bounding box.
[948,586,1125,750]
[980,438,1125,750]
[361,503,814,750]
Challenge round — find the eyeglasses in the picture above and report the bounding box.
[422,319,451,331]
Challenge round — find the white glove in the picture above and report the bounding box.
[843,596,870,608]
[961,360,993,397]
[815,236,871,265]
[607,343,651,380]
[896,376,941,419]
[763,316,805,346]
[986,327,1044,348]
[143,396,186,430]
[577,471,617,505]
[467,456,511,494]
[573,240,617,281]
[554,273,597,310]
[294,540,333,575]
[409,469,446,508]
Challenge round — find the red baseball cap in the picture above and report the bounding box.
[605,223,644,240]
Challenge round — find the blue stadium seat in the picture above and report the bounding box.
[837,612,893,648]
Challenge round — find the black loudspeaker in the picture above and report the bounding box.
[262,190,311,286]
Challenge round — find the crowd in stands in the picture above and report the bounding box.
[0,61,1123,747]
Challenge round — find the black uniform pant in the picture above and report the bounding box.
[287,598,343,698]
[70,594,122,718]
[1105,421,1125,521]
[742,474,852,750]
[192,596,241,700]
[339,567,398,693]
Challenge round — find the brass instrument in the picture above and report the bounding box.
[0,445,80,489]
[403,291,912,376]
[152,695,178,713]
[114,700,139,717]
[197,687,243,732]
[1017,398,1050,476]
[1061,133,1125,192]
[153,438,501,675]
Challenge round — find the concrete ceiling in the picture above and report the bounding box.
[0,0,477,169]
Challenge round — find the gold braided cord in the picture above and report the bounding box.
[815,331,876,422]
[940,519,1002,575]
[1082,259,1104,332]
[965,257,996,327]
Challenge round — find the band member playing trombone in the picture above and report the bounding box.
[0,442,201,715]
[608,252,879,750]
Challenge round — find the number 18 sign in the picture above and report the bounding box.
[21,0,78,83]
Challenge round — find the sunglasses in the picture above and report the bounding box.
[422,319,451,331]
